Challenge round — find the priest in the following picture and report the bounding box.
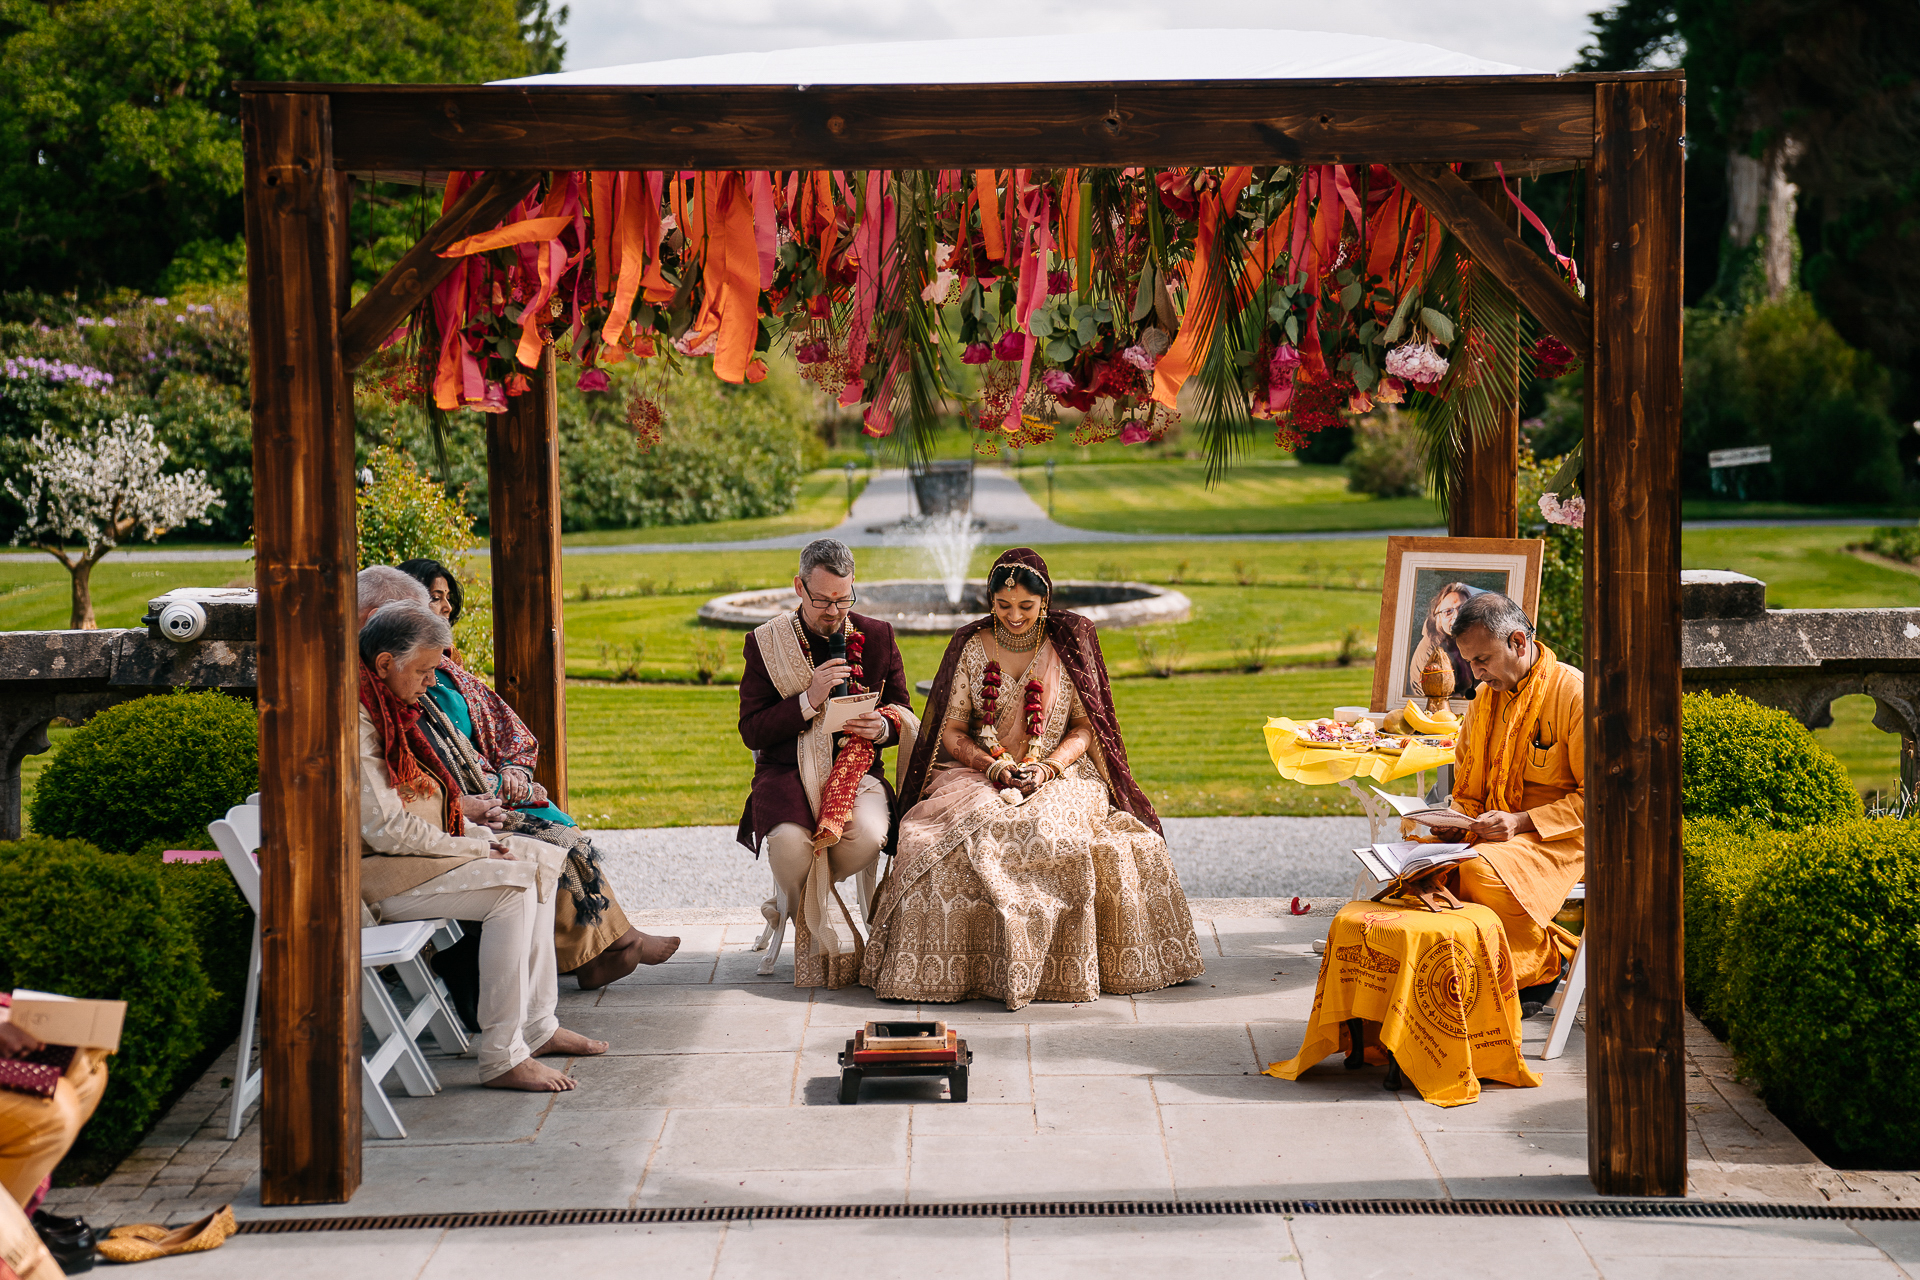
[1436,591,1585,1013]
[736,538,917,985]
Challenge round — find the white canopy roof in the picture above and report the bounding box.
[497,29,1541,88]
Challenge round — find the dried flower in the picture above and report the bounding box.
[673,330,718,358]
[1121,345,1156,371]
[1534,335,1578,379]
[626,391,665,451]
[1138,326,1172,357]
[576,368,611,393]
[1383,342,1449,390]
[1539,493,1585,528]
[504,372,531,396]
[794,339,831,365]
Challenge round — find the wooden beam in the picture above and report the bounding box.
[242,90,363,1204]
[1584,77,1687,1198]
[309,81,1596,171]
[339,169,541,373]
[487,346,568,805]
[1448,179,1523,540]
[1389,161,1592,357]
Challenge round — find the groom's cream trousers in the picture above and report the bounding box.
[763,774,890,893]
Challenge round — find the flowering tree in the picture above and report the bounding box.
[5,416,224,629]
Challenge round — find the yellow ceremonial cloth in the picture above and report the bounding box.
[1263,718,1455,787]
[1448,656,1586,927]
[1265,899,1542,1107]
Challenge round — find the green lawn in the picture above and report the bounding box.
[11,526,1918,826]
[1016,459,1445,535]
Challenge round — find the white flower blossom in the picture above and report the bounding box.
[1384,342,1450,386]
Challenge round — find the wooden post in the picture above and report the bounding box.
[1584,77,1687,1197]
[487,346,568,804]
[1448,180,1523,539]
[242,91,363,1204]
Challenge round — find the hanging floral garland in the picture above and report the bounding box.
[394,163,1581,472]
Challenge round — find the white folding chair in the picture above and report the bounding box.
[208,802,469,1140]
[1540,884,1587,1061]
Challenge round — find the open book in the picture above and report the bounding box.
[1369,785,1476,831]
[1353,842,1479,884]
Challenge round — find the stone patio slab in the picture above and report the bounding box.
[712,1218,1008,1278]
[909,1131,1174,1201]
[1291,1215,1596,1280]
[1161,1101,1446,1199]
[1029,1023,1264,1076]
[651,1106,908,1171]
[1420,1127,1596,1198]
[563,1050,799,1109]
[418,1224,724,1274]
[1033,1074,1162,1135]
[562,1001,813,1054]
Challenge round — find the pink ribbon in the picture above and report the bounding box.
[1494,162,1581,293]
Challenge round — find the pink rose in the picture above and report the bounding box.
[1269,344,1302,379]
[1120,421,1151,445]
[576,368,611,392]
[795,339,830,365]
[961,342,992,365]
[993,331,1027,361]
[1121,345,1156,371]
[1041,369,1078,396]
[1047,269,1072,294]
[479,380,508,413]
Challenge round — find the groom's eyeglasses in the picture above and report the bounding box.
[806,591,858,612]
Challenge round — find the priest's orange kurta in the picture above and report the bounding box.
[1447,651,1585,986]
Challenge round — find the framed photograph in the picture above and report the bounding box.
[1370,536,1544,714]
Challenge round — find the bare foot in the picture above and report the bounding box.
[572,933,643,990]
[638,932,681,965]
[482,1058,577,1092]
[535,1027,608,1057]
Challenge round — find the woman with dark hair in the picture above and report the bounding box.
[395,559,678,991]
[1408,580,1484,701]
[859,548,1205,1009]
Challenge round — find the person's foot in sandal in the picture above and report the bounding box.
[482,1058,578,1091]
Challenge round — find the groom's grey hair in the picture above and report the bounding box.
[799,538,856,581]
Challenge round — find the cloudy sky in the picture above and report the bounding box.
[552,1,1601,78]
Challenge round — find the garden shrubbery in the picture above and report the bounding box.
[1344,408,1426,499]
[1722,819,1920,1167]
[1680,692,1920,1167]
[27,690,258,853]
[1681,691,1861,832]
[0,838,227,1166]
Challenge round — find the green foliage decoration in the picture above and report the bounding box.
[1681,691,1862,832]
[1722,818,1920,1167]
[356,444,492,673]
[1517,451,1584,668]
[0,837,213,1164]
[28,691,258,854]
[1681,817,1787,1035]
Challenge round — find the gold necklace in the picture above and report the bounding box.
[993,617,1042,652]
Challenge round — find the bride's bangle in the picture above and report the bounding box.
[986,758,1013,784]
[1038,758,1064,782]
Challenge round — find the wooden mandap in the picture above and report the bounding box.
[239,39,1683,1203]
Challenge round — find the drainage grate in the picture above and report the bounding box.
[235,1198,1920,1233]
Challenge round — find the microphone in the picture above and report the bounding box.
[827,630,850,699]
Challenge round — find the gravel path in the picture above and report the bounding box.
[588,814,1372,910]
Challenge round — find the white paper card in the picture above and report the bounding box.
[821,690,880,733]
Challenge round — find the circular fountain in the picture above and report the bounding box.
[699,578,1192,633]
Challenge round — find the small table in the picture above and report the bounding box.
[836,1038,973,1104]
[1264,717,1458,903]
[1264,899,1541,1107]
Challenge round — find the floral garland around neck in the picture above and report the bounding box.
[978,645,1048,803]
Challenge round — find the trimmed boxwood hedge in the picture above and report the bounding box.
[1681,691,1860,832]
[1722,818,1920,1167]
[0,837,213,1163]
[28,689,257,854]
[1681,818,1788,1036]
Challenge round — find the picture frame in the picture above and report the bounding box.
[1370,536,1545,714]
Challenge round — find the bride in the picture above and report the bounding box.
[860,548,1205,1009]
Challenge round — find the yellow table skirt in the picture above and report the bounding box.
[1265,898,1542,1106]
[1263,718,1454,787]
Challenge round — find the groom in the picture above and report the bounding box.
[737,539,915,981]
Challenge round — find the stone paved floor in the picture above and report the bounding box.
[43,903,1920,1276]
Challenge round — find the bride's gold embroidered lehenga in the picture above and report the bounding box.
[860,550,1205,1010]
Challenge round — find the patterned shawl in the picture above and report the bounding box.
[358,661,458,829]
[898,547,1164,837]
[414,679,609,926]
[439,659,548,808]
